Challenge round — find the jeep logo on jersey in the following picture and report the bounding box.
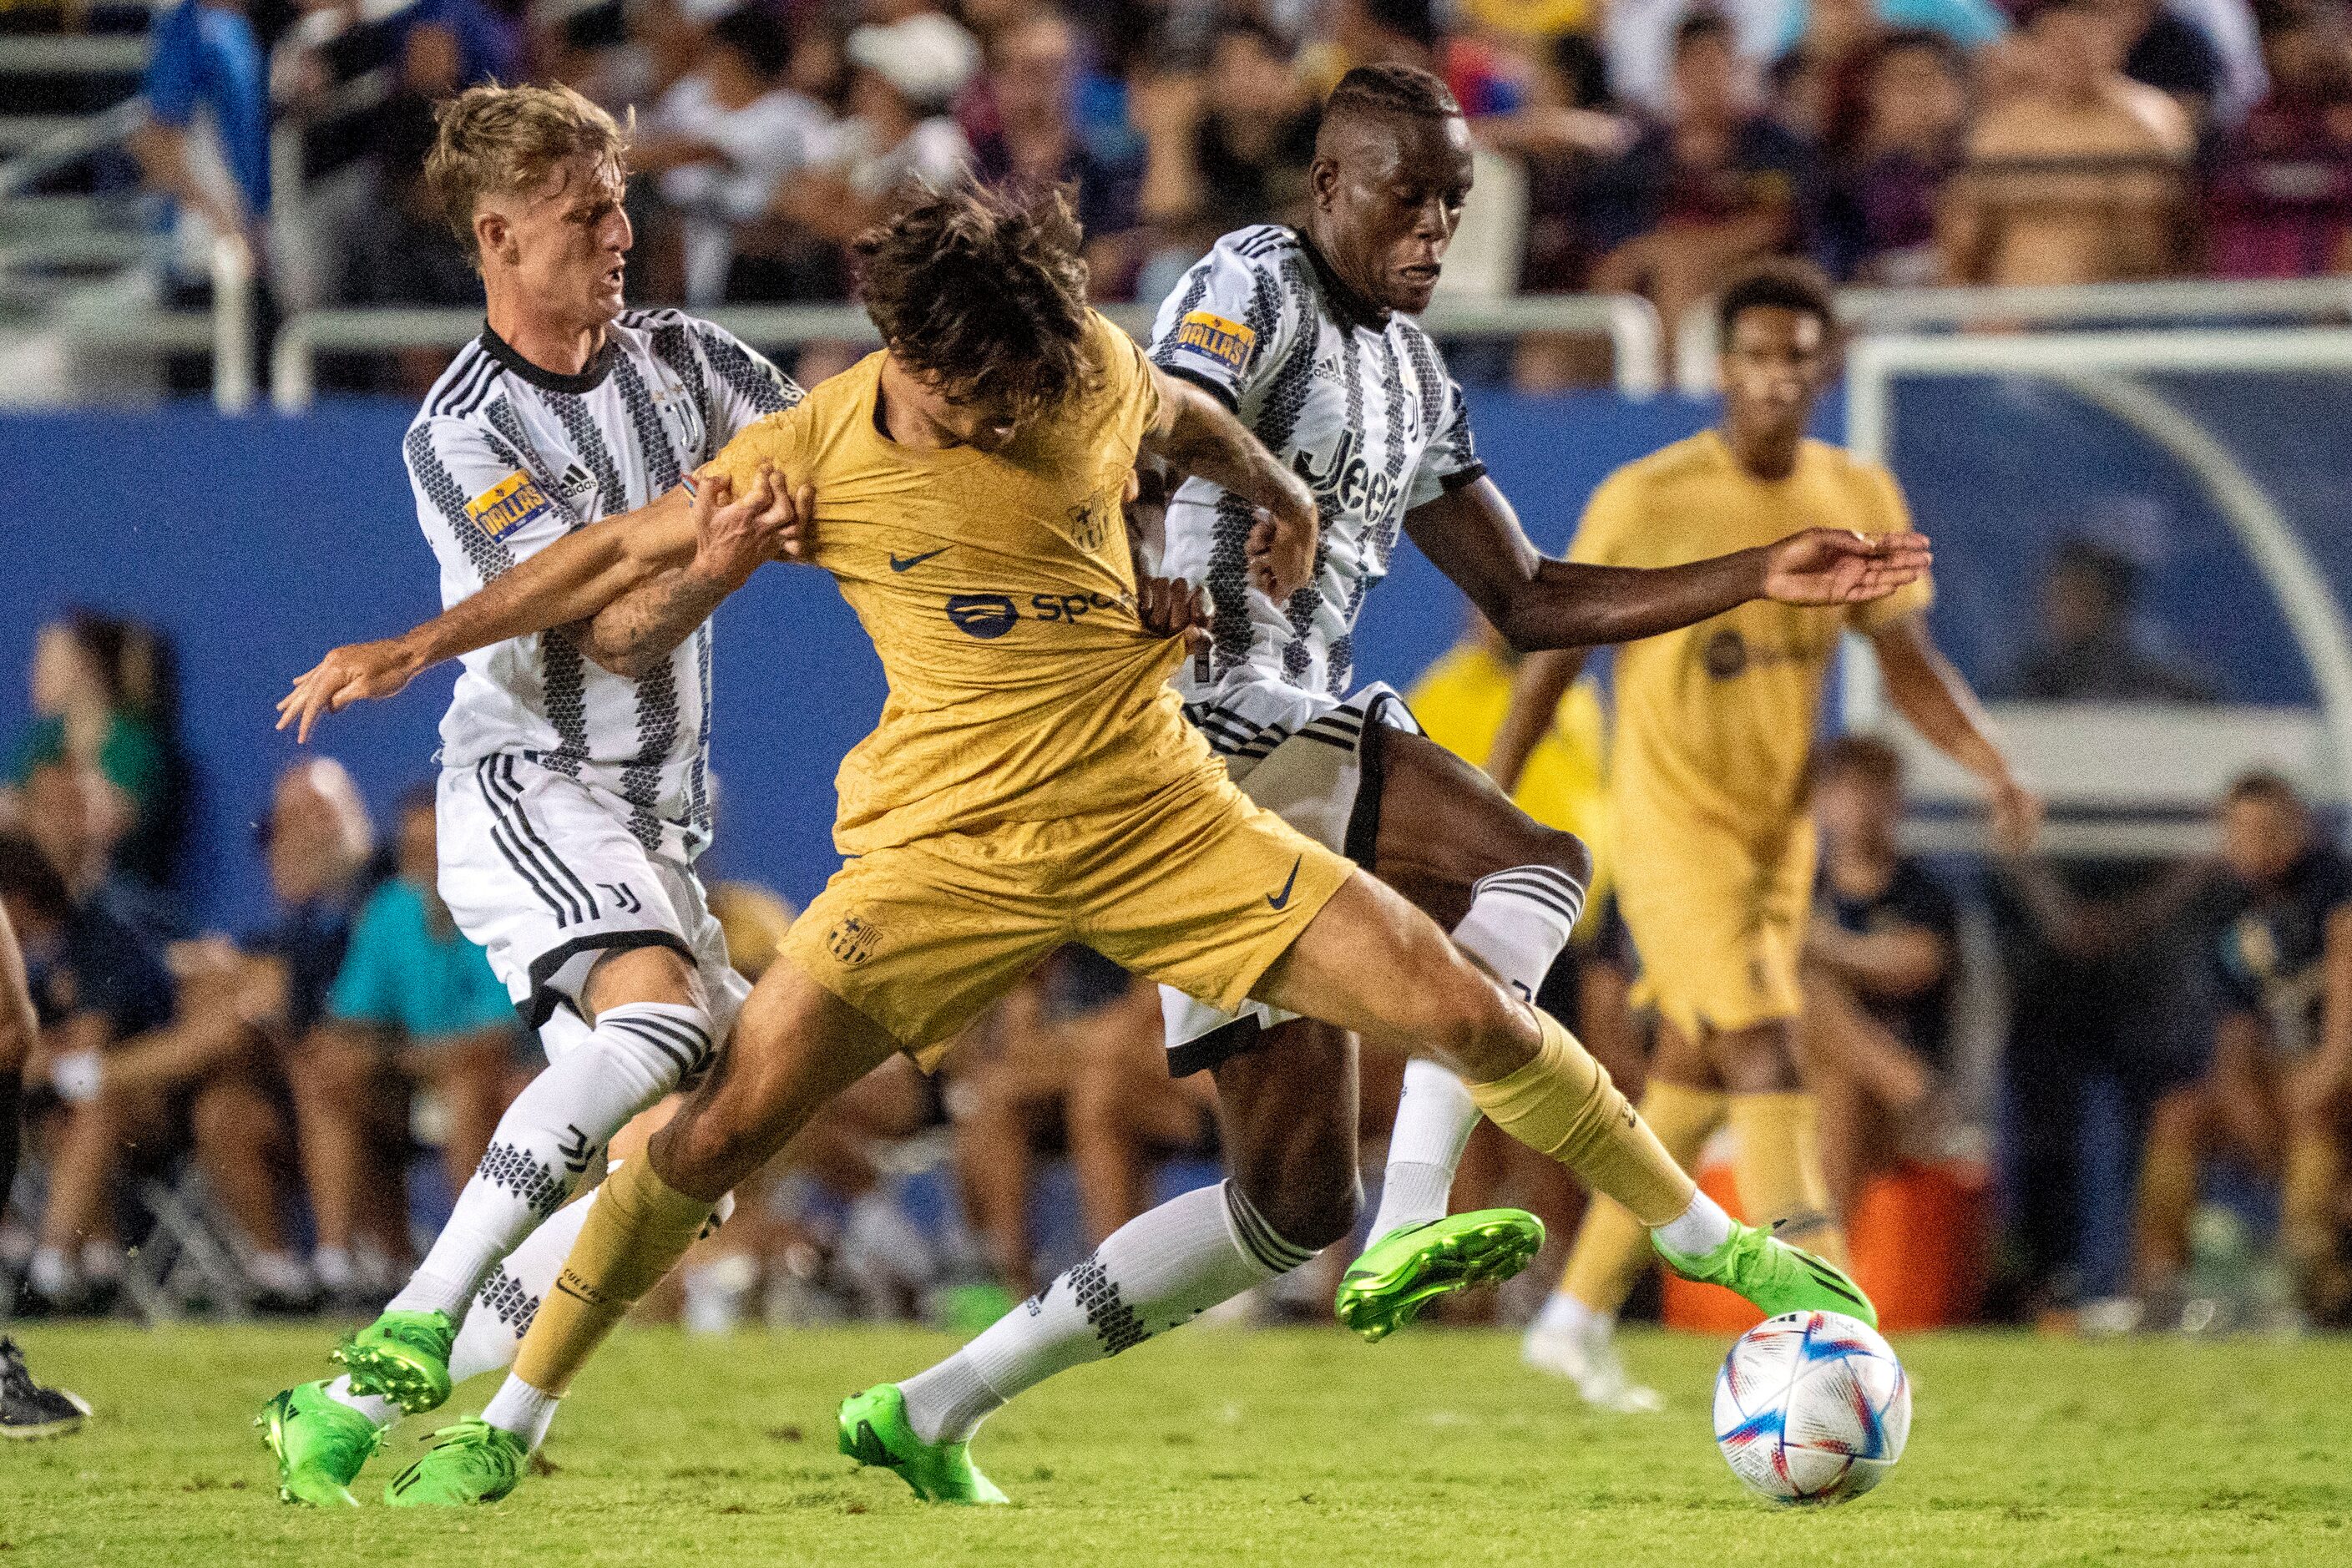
[1293,428,1404,532]
[946,594,1019,639]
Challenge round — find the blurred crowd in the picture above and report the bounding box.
[20,0,2352,390]
[7,544,2350,1342]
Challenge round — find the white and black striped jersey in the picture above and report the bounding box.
[403,308,802,862]
[1148,225,1485,711]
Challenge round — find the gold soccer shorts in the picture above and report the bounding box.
[1613,812,1817,1042]
[779,772,1355,1063]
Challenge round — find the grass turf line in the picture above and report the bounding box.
[3,1323,2349,1565]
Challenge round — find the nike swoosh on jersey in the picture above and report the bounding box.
[1266,857,1302,910]
[889,547,950,572]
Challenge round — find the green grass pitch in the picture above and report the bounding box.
[5,1323,2349,1565]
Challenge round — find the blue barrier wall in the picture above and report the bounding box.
[0,380,2319,932]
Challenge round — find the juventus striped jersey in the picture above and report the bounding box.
[1149,225,1485,705]
[402,309,801,861]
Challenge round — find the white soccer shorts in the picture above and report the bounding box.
[1160,679,1419,1076]
[437,752,750,1061]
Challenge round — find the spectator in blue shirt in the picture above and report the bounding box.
[297,788,518,1292]
[129,0,271,281]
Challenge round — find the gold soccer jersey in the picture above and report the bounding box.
[1567,430,1933,1036]
[699,312,1353,1052]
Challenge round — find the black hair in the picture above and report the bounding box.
[1323,60,1462,124]
[1716,257,1836,346]
[1674,8,1737,54]
[2223,770,2307,811]
[1871,25,1968,77]
[2051,536,2139,609]
[711,7,792,82]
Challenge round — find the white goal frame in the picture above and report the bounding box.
[1840,328,2352,846]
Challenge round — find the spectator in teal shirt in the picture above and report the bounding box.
[300,789,517,1281]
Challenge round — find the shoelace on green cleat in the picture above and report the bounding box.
[1656,1222,1878,1328]
[384,1419,526,1507]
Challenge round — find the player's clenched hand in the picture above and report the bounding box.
[1247,488,1320,601]
[1136,574,1213,675]
[275,637,429,744]
[1758,528,1933,605]
[686,463,814,589]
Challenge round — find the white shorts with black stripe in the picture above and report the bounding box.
[1159,678,1419,1076]
[436,752,750,1066]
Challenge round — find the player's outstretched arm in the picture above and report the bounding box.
[1404,477,1934,653]
[276,470,802,741]
[1141,364,1319,599]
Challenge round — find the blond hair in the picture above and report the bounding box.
[423,82,630,267]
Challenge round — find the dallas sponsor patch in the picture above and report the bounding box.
[1170,311,1256,375]
[465,470,557,539]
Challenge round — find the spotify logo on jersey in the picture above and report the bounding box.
[945,594,1019,639]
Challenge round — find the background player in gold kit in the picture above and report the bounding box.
[1486,261,2041,1412]
[281,185,1891,1507]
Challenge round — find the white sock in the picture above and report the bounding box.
[248,1249,314,1297]
[1531,1291,1608,1340]
[1370,863,1587,1237]
[388,1001,706,1318]
[898,1181,1313,1444]
[481,1374,560,1451]
[1453,863,1585,1006]
[28,1246,72,1297]
[1368,1060,1481,1237]
[1654,1189,1734,1260]
[448,1185,599,1385]
[323,1374,402,1427]
[312,1245,355,1292]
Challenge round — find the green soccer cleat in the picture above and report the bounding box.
[1334,1207,1546,1343]
[256,1381,382,1507]
[382,1418,528,1507]
[334,1308,456,1417]
[1655,1220,1879,1328]
[837,1383,1008,1505]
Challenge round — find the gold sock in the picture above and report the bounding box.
[1465,1009,1696,1227]
[2132,1127,2200,1284]
[1727,1092,1845,1266]
[2283,1134,2342,1270]
[513,1154,716,1397]
[1558,1080,1729,1311]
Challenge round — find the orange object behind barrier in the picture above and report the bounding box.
[1661,1154,1990,1333]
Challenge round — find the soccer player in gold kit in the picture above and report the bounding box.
[278,180,1917,1505]
[1486,260,2039,1410]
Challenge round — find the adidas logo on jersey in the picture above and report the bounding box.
[554,463,597,506]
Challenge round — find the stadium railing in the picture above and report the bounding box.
[1672,277,2352,396]
[267,292,1672,411]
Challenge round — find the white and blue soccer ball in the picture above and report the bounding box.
[1713,1310,1910,1505]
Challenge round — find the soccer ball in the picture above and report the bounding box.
[1712,1310,1910,1505]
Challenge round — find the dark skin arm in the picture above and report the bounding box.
[1404,476,1934,655]
[1413,476,1930,792]
[1872,613,2040,846]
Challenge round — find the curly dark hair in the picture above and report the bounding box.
[852,182,1097,418]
